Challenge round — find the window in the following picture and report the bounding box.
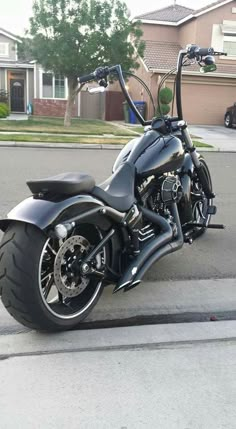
[42,73,53,97]
[221,21,236,58]
[0,43,9,57]
[55,75,65,98]
[224,37,236,57]
[42,72,66,98]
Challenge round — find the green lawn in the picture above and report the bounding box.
[0,116,137,136]
[0,134,131,144]
[0,133,213,148]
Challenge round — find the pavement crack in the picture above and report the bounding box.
[1,336,236,362]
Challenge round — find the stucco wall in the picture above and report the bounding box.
[195,2,236,48]
[141,24,179,43]
[129,58,153,120]
[178,19,197,48]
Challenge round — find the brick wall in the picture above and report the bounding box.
[33,99,77,117]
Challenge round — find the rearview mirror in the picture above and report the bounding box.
[200,64,217,73]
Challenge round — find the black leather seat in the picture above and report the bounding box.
[91,162,136,212]
[27,172,95,196]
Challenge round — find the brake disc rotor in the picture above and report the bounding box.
[54,235,90,298]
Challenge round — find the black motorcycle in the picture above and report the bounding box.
[0,44,226,331]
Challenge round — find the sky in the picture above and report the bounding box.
[0,0,215,36]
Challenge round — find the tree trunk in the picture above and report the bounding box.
[64,97,75,127]
[64,78,84,127]
[64,79,77,127]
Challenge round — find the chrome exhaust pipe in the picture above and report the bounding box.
[113,208,173,293]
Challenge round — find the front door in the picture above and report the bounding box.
[10,79,25,112]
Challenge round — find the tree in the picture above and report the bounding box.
[28,0,145,126]
[18,37,35,62]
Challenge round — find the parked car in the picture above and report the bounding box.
[224,103,236,128]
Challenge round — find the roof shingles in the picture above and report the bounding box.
[143,40,236,75]
[136,5,193,22]
[135,1,233,23]
[144,41,181,70]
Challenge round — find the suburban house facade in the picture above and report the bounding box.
[0,27,75,117]
[0,29,34,114]
[131,0,236,125]
[0,28,112,119]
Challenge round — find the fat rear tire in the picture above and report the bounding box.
[0,222,104,331]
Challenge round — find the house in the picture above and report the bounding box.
[0,27,79,117]
[0,28,34,113]
[131,0,236,125]
[0,27,125,121]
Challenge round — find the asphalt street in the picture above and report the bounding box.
[0,147,235,282]
[0,147,236,428]
[0,147,235,332]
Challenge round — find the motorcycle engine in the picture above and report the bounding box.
[136,174,182,246]
[140,174,183,214]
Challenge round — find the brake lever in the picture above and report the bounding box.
[214,51,227,56]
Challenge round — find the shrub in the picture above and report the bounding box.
[159,87,173,105]
[0,103,9,118]
[156,104,170,116]
[0,90,9,104]
[156,86,173,117]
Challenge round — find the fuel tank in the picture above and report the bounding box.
[113,130,184,178]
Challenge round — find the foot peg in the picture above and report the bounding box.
[207,205,217,215]
[207,224,225,229]
[186,222,225,230]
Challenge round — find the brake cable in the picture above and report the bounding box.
[157,57,191,117]
[157,66,177,117]
[122,71,156,117]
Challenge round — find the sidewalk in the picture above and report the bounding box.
[0,321,236,428]
[1,278,236,427]
[189,125,236,151]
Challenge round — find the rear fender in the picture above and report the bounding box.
[0,194,112,233]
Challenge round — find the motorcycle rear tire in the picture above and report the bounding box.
[0,222,104,331]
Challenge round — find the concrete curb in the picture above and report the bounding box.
[0,141,234,152]
[1,278,236,336]
[84,278,236,323]
[0,320,236,357]
[0,141,125,150]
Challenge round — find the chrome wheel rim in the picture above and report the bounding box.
[38,234,104,320]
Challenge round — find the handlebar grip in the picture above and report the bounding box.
[78,72,95,84]
[197,47,214,56]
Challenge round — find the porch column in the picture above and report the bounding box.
[26,69,29,110]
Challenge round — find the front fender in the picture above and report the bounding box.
[0,194,111,232]
[177,152,201,224]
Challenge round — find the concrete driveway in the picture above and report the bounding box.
[189,125,236,151]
